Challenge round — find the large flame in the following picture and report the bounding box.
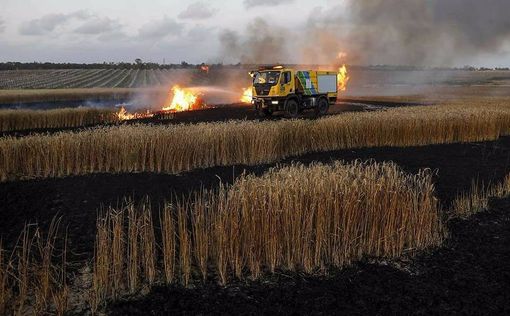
[116,85,202,121]
[337,64,349,92]
[163,85,201,112]
[241,87,252,103]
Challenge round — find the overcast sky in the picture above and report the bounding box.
[0,0,509,66]
[0,0,333,64]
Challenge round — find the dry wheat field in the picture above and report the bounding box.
[3,0,510,312]
[1,90,510,315]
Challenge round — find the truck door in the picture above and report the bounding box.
[279,71,294,96]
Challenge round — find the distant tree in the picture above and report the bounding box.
[463,65,476,71]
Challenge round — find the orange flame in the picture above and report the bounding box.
[116,106,154,121]
[116,85,202,121]
[117,106,135,121]
[241,87,252,103]
[337,64,349,92]
[163,85,201,112]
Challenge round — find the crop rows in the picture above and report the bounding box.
[0,101,509,182]
[0,69,175,89]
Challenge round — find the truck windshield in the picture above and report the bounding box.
[253,71,281,85]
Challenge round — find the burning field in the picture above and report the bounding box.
[1,48,510,315]
[1,89,510,314]
[116,85,206,121]
[0,58,510,314]
[114,64,350,123]
[1,0,510,312]
[0,64,353,134]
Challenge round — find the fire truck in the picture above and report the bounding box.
[250,66,338,117]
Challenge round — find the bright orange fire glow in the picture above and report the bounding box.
[116,85,203,121]
[241,87,252,103]
[117,106,134,121]
[163,85,201,112]
[337,64,349,92]
[116,106,154,121]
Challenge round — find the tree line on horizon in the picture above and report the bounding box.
[0,61,235,71]
[0,61,508,71]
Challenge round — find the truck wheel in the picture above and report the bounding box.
[285,99,299,118]
[315,97,329,117]
[257,108,272,118]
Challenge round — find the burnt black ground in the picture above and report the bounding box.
[1,137,510,315]
[1,137,510,261]
[109,197,510,315]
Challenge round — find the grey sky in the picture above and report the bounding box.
[0,0,509,66]
[243,0,295,8]
[0,0,326,64]
[178,2,218,20]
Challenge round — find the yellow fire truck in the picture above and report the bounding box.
[250,66,338,117]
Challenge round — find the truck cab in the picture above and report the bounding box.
[250,66,338,118]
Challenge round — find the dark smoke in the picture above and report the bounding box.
[434,0,510,50]
[219,0,510,67]
[342,0,510,66]
[219,18,290,64]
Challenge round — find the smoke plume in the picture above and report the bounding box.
[220,0,510,67]
[219,18,290,64]
[341,0,510,66]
